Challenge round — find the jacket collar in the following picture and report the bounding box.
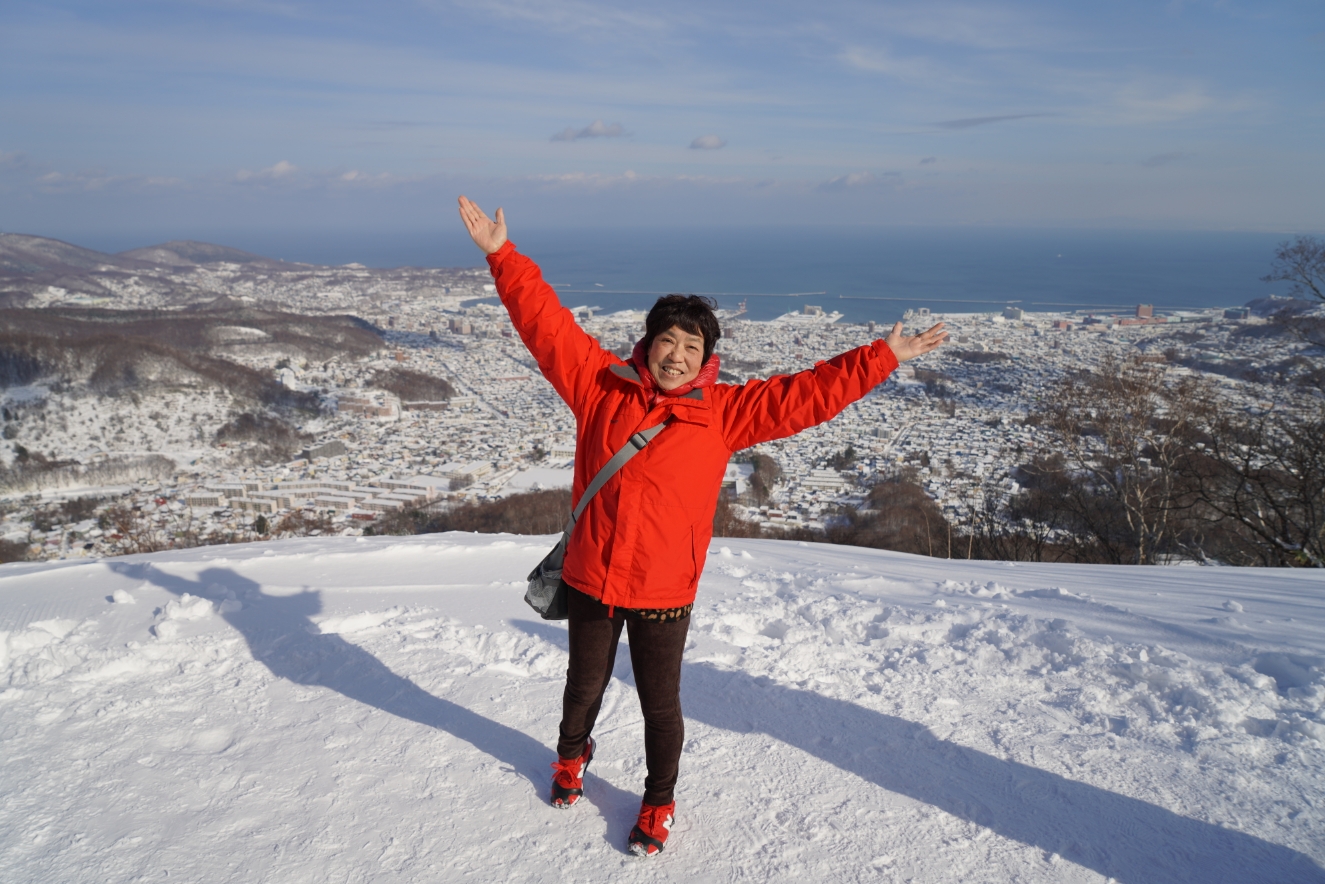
[626,340,719,399]
[608,362,709,428]
[609,361,705,397]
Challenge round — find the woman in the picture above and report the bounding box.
[457,196,946,857]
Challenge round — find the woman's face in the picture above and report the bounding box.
[647,324,705,391]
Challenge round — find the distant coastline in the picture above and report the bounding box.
[50,225,1285,324]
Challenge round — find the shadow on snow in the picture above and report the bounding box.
[114,563,640,853]
[119,562,1325,882]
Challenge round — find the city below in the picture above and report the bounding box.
[0,233,1318,562]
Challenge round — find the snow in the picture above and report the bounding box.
[501,466,575,494]
[1,535,1322,883]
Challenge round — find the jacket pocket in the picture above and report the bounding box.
[630,503,704,600]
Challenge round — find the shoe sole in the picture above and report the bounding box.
[628,822,668,858]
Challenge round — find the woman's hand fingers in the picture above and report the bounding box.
[457,196,508,254]
[920,322,948,352]
[883,320,947,363]
[459,196,488,231]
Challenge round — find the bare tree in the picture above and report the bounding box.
[745,452,782,504]
[824,470,951,557]
[1042,356,1209,565]
[370,489,572,537]
[712,490,763,538]
[1180,400,1325,567]
[959,481,1071,563]
[1262,234,1325,302]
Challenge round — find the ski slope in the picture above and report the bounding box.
[1,534,1322,883]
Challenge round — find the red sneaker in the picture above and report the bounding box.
[628,800,675,857]
[549,737,594,808]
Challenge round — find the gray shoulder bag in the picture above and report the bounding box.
[525,419,670,620]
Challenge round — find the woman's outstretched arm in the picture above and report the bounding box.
[720,322,947,452]
[456,196,609,411]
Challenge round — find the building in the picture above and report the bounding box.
[800,469,850,490]
[547,440,577,459]
[1002,306,1024,320]
[377,477,444,500]
[302,440,349,460]
[335,394,400,421]
[721,462,753,496]
[1136,304,1154,318]
[230,497,278,514]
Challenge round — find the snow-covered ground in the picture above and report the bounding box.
[1,536,1322,883]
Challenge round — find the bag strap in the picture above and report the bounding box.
[563,418,670,535]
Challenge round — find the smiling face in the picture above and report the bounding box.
[647,324,705,391]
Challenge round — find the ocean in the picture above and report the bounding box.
[105,226,1289,323]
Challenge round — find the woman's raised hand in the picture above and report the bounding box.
[457,195,508,255]
[883,321,948,363]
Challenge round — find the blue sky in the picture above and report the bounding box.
[2,0,1322,240]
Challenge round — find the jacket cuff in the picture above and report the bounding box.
[485,240,517,274]
[872,338,901,374]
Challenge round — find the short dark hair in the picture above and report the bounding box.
[642,294,721,363]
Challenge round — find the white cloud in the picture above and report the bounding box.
[550,120,629,142]
[1109,84,1219,124]
[859,3,1073,51]
[526,169,640,188]
[27,166,181,193]
[690,135,726,150]
[1036,71,1241,128]
[446,0,673,38]
[838,46,941,82]
[932,113,1057,129]
[819,171,875,191]
[235,160,298,182]
[818,171,902,192]
[518,170,763,191]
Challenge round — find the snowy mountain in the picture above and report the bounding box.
[118,240,307,270]
[0,232,158,276]
[1,535,1321,882]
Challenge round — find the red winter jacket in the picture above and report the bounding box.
[488,242,899,609]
